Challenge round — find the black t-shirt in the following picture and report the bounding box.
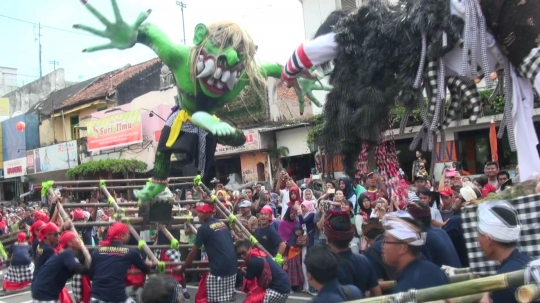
[33,242,54,281]
[31,238,39,259]
[254,225,283,257]
[11,244,32,266]
[245,256,290,294]
[90,241,150,302]
[336,250,379,293]
[194,217,237,276]
[442,215,470,267]
[492,249,532,303]
[32,248,82,300]
[157,229,180,245]
[423,226,462,268]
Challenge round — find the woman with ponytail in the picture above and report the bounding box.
[31,231,89,303]
[2,232,33,293]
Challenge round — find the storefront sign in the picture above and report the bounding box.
[215,129,261,156]
[4,158,27,178]
[86,110,143,151]
[26,150,35,174]
[32,141,78,173]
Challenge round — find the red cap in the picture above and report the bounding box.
[72,209,85,220]
[439,187,454,197]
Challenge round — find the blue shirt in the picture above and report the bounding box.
[442,215,469,267]
[271,220,279,232]
[32,248,82,300]
[423,226,462,268]
[11,243,31,266]
[336,250,379,293]
[254,225,283,257]
[313,278,363,303]
[393,259,448,294]
[245,255,290,294]
[90,241,150,302]
[491,249,532,303]
[365,238,395,281]
[33,242,54,281]
[195,217,237,276]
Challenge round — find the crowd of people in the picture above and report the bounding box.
[0,161,529,303]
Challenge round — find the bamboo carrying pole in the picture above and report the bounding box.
[344,269,526,303]
[424,293,483,303]
[47,188,92,267]
[195,181,272,256]
[57,184,188,192]
[516,284,540,303]
[71,218,228,227]
[98,184,160,264]
[42,177,193,186]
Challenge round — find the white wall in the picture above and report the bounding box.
[276,126,312,157]
[301,0,340,39]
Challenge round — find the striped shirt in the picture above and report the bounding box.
[282,33,338,81]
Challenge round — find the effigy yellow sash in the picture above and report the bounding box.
[166,110,220,148]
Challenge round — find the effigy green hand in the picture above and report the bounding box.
[73,0,151,52]
[293,70,333,115]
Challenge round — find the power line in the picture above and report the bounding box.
[0,14,93,37]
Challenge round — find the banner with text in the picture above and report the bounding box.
[33,141,78,173]
[4,157,27,178]
[215,128,261,156]
[86,110,143,151]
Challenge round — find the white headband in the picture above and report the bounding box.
[478,201,521,243]
[383,212,426,246]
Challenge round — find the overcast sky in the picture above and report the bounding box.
[0,0,305,85]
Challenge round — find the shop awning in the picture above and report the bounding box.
[258,123,310,133]
[28,169,69,185]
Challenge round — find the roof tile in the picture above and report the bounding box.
[276,82,310,102]
[60,58,161,108]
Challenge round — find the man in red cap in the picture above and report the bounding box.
[29,220,45,258]
[90,223,154,303]
[175,201,237,303]
[2,232,32,293]
[33,222,60,280]
[438,187,455,222]
[32,231,90,302]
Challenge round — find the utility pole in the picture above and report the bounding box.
[49,60,59,71]
[175,1,187,45]
[34,23,43,78]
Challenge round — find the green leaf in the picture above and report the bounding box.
[66,158,148,180]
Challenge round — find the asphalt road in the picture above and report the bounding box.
[0,282,313,303]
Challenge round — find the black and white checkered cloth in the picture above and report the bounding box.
[156,249,181,263]
[4,263,33,283]
[518,47,540,83]
[461,194,540,275]
[206,274,236,303]
[72,274,83,303]
[32,300,57,303]
[263,288,289,303]
[90,298,137,303]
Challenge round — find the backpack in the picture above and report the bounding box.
[257,257,273,289]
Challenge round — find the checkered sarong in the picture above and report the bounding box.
[206,274,236,302]
[263,288,289,303]
[72,274,83,302]
[90,298,136,303]
[4,263,33,283]
[461,194,540,275]
[518,47,540,83]
[156,249,181,263]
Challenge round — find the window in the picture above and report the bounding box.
[97,106,107,112]
[70,116,80,140]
